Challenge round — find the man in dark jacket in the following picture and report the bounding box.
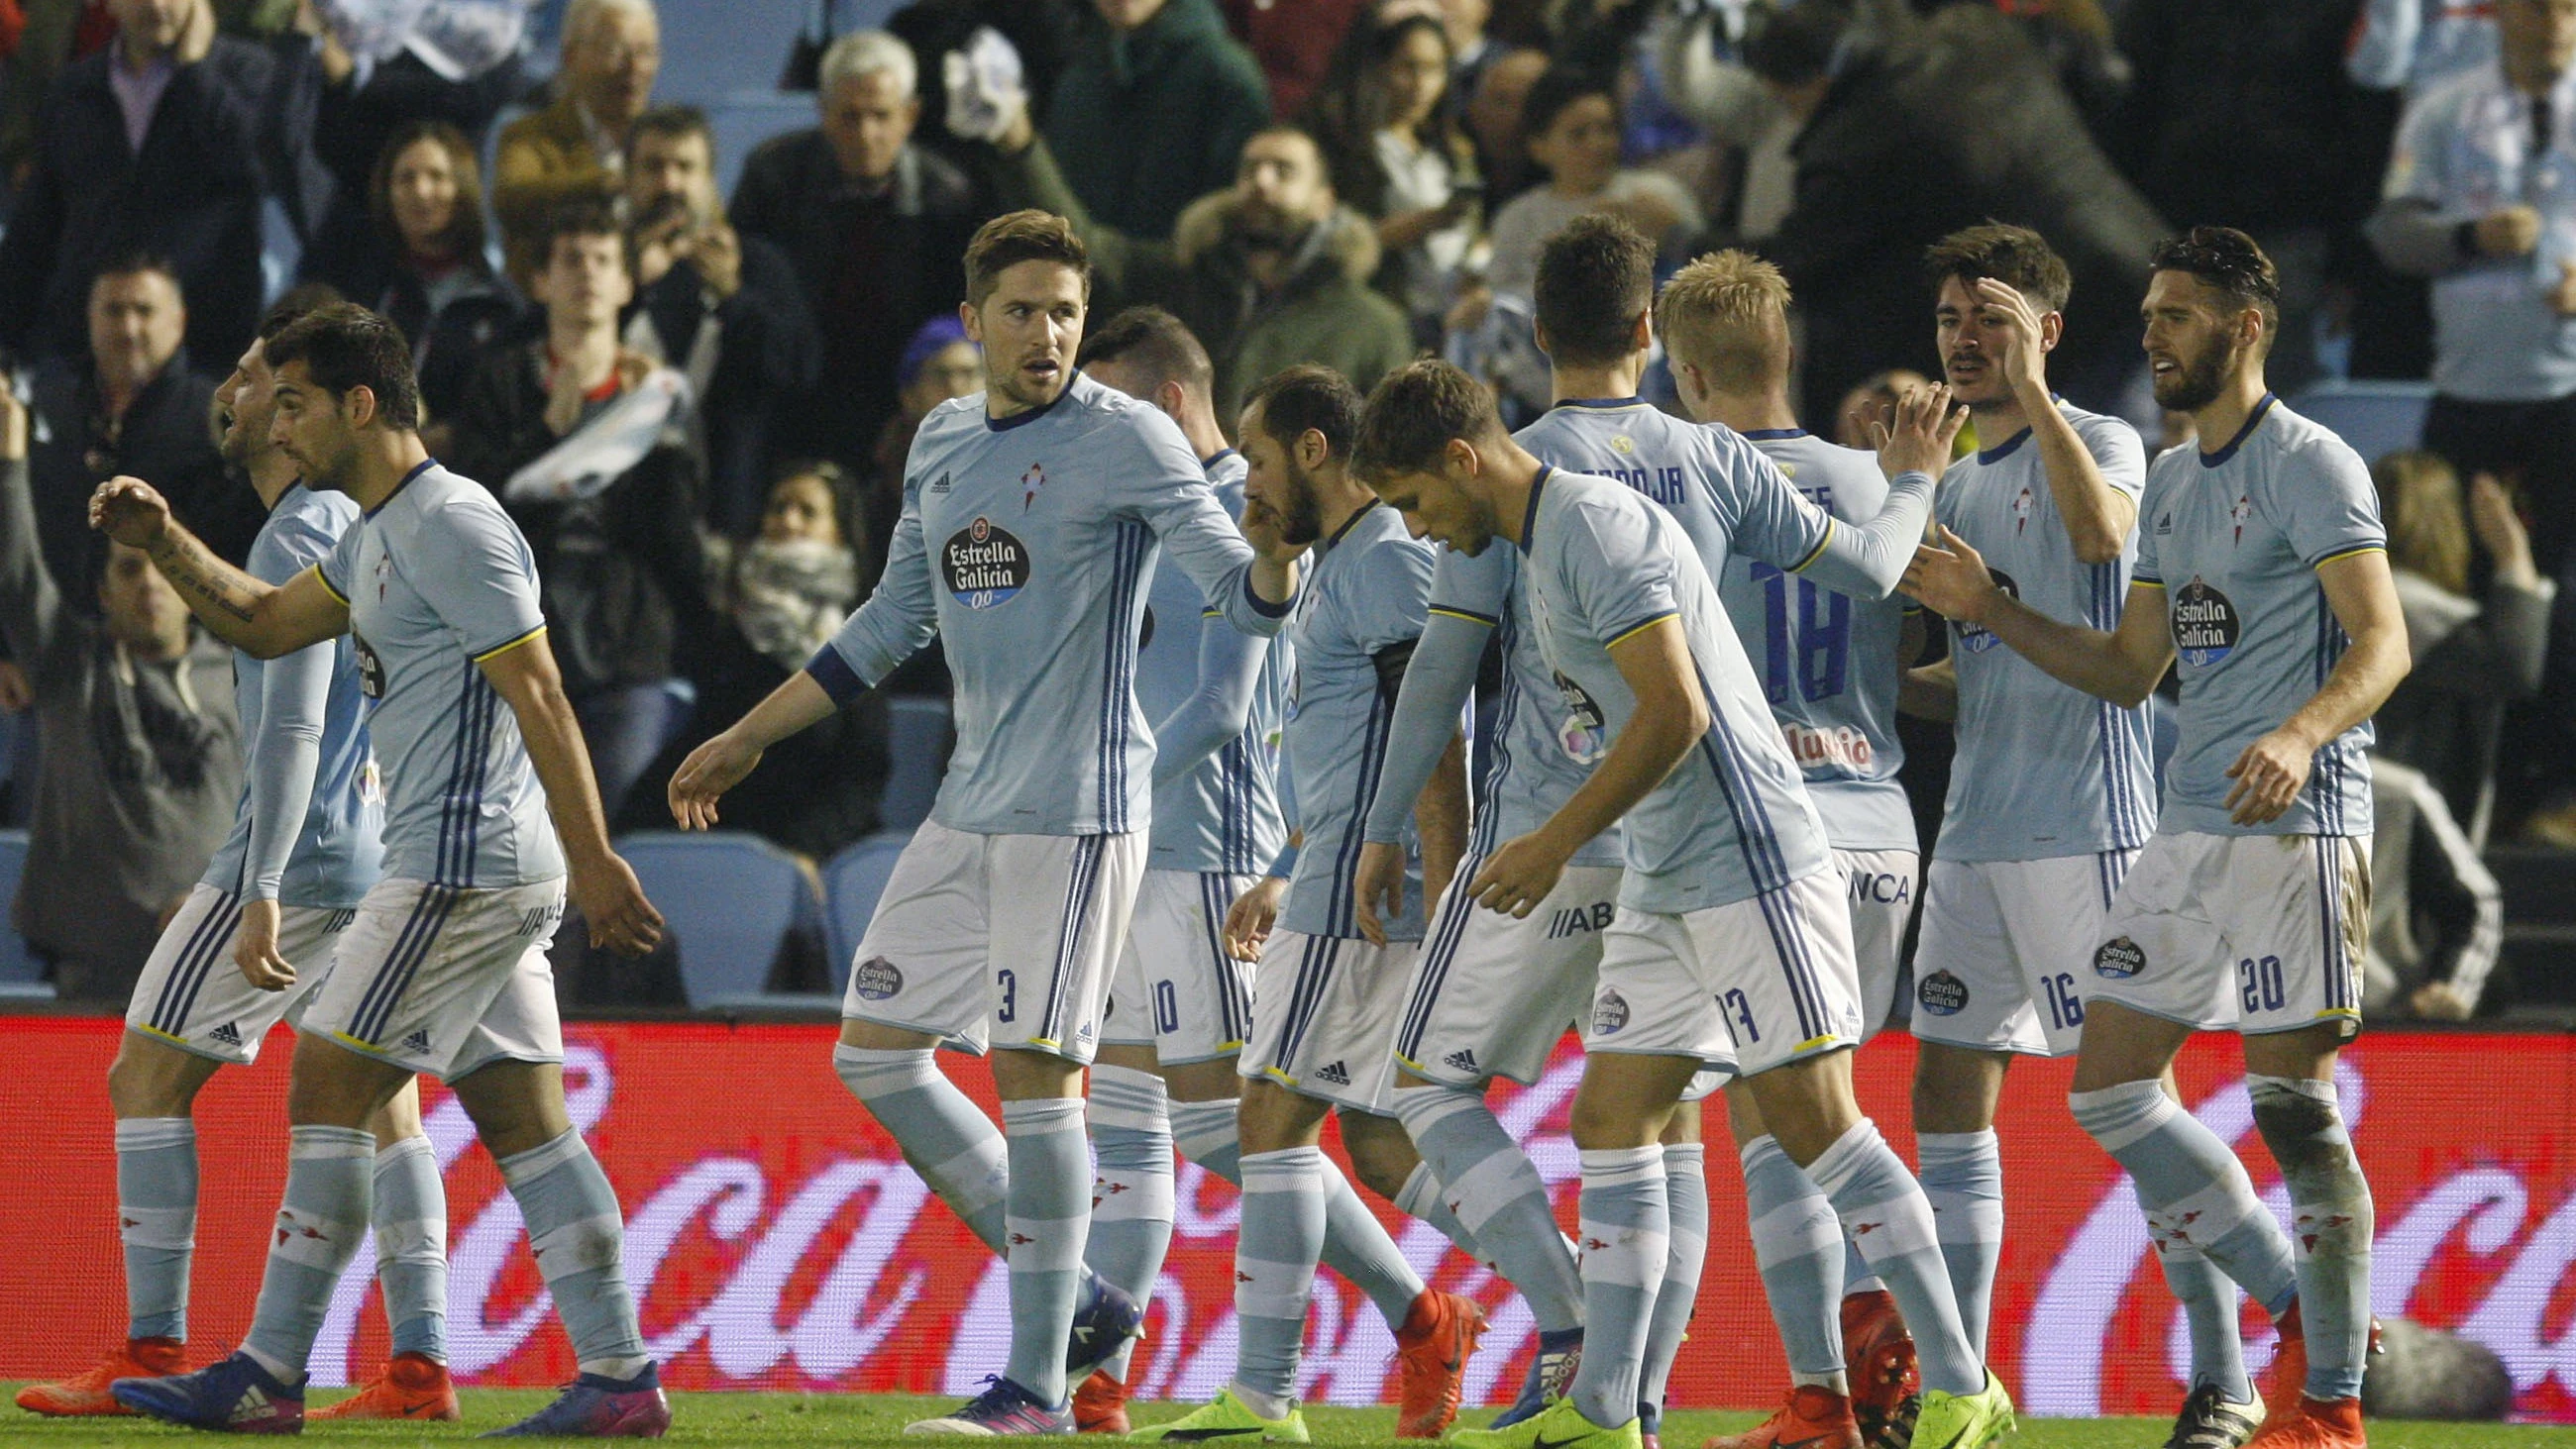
[1744,2,2168,425]
[1043,0,1271,239]
[731,29,983,474]
[0,0,318,366]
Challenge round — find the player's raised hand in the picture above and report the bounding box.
[1973,277,2051,396]
[1902,526,2003,622]
[1352,840,1406,946]
[668,728,765,830]
[2223,725,2315,826]
[1465,831,1567,920]
[1222,875,1285,962]
[91,476,173,547]
[575,851,666,957]
[1873,382,1967,482]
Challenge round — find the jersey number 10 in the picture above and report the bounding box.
[1750,563,1852,705]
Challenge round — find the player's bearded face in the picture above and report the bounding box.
[2148,322,2238,413]
[214,341,275,467]
[1269,452,1326,545]
[970,261,1086,415]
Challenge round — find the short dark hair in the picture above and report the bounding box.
[628,103,711,151]
[1742,0,1853,84]
[1240,364,1364,461]
[265,303,421,432]
[1519,64,1615,141]
[92,251,181,295]
[965,209,1091,307]
[1925,222,2071,313]
[1077,306,1214,395]
[258,283,346,345]
[1536,215,1656,368]
[538,193,625,268]
[2149,226,2282,336]
[1350,359,1502,482]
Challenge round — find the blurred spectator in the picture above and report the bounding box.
[1648,1,1793,239]
[1459,42,1543,211]
[1042,0,1271,239]
[732,29,980,479]
[299,118,521,452]
[2350,0,2501,97]
[622,104,819,539]
[448,197,708,822]
[0,377,239,1002]
[983,117,1414,422]
[885,0,1075,169]
[1484,65,1700,300]
[26,258,239,615]
[492,0,657,286]
[2366,757,2503,1018]
[1,0,116,187]
[1741,0,2165,427]
[1219,0,1364,119]
[864,314,980,589]
[1305,4,1484,340]
[0,0,323,366]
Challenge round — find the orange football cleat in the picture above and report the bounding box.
[1074,1367,1132,1435]
[14,1336,184,1416]
[1393,1289,1487,1438]
[2242,1395,2365,1449]
[307,1352,459,1421]
[1840,1289,1919,1449]
[1700,1385,1865,1449]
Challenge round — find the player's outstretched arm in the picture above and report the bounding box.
[668,670,838,832]
[1416,728,1469,920]
[478,632,665,958]
[1790,382,1965,599]
[1904,525,2173,706]
[1354,608,1490,944]
[91,477,348,658]
[2223,548,2411,825]
[1150,615,1268,789]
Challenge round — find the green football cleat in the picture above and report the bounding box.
[1449,1395,1641,1449]
[1127,1387,1310,1442]
[1910,1369,2016,1449]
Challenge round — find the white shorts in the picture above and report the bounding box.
[125,884,361,1065]
[1103,870,1257,1064]
[1912,850,2137,1058]
[1585,868,1864,1080]
[1241,930,1415,1113]
[2091,831,2370,1038]
[1837,849,1918,1044]
[1394,863,1621,1087]
[302,877,567,1081]
[845,821,1147,1063]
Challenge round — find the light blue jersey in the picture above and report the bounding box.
[812,374,1289,837]
[1935,402,2156,862]
[1519,467,1830,914]
[1729,430,1916,854]
[1137,450,1290,876]
[1279,503,1436,941]
[316,462,562,888]
[2135,396,2384,838]
[201,485,382,906]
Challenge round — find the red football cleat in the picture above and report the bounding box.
[1700,1385,1865,1449]
[308,1352,460,1421]
[1393,1289,1487,1438]
[15,1337,183,1416]
[2242,1394,2365,1449]
[1841,1289,1919,1449]
[1074,1367,1132,1434]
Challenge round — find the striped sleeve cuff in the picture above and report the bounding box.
[2133,573,2167,588]
[2311,542,2388,569]
[470,623,546,663]
[1606,610,1678,648]
[311,564,350,604]
[1429,605,1500,627]
[1785,520,1835,573]
[805,644,868,705]
[1243,571,1293,618]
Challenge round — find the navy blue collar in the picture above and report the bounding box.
[1556,395,1646,411]
[2198,392,2278,468]
[1977,427,2032,466]
[985,372,1079,433]
[1739,428,1807,440]
[366,458,437,519]
[1517,465,1553,555]
[1202,448,1238,470]
[1324,498,1378,551]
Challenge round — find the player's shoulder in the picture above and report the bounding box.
[260,484,360,559]
[1544,466,1663,541]
[2059,399,2145,457]
[2242,399,2373,497]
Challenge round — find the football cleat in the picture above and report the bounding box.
[308,1353,460,1422]
[110,1350,303,1434]
[1639,1400,1663,1449]
[908,1376,1076,1436]
[1450,1394,1639,1449]
[1489,1326,1583,1429]
[1127,1386,1310,1442]
[1076,1368,1133,1435]
[16,1336,183,1416]
[1841,1289,1919,1449]
[2240,1395,2364,1449]
[2164,1381,2266,1449]
[1067,1278,1148,1384]
[481,1366,669,1437]
[1699,1386,1863,1449]
[1908,1370,2014,1449]
[1392,1289,1486,1438]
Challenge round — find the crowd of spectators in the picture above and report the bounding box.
[0,0,2571,1009]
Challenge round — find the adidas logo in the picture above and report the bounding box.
[1444,1047,1478,1074]
[1315,1061,1351,1086]
[229,1387,271,1424]
[400,1030,433,1055]
[209,1022,243,1046]
[928,472,953,494]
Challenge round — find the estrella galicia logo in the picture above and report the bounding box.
[1917,970,1969,1016]
[2094,936,2146,980]
[853,957,904,999]
[1591,988,1631,1036]
[1952,568,2020,654]
[2171,577,2240,668]
[942,517,1029,609]
[1553,672,1608,763]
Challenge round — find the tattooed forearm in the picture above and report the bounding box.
[148,526,262,625]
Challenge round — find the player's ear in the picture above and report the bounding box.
[1629,308,1651,355]
[1447,435,1479,479]
[2039,311,2064,354]
[345,384,378,432]
[957,298,983,347]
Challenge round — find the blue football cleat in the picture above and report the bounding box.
[481,1366,670,1437]
[907,1375,1078,1435]
[1064,1276,1146,1382]
[1489,1328,1583,1429]
[111,1351,304,1434]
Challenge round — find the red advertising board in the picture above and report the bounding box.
[2,1017,2570,1419]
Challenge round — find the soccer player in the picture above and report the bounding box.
[669,212,1302,1435]
[1903,227,2409,1449]
[1657,246,1928,1449]
[1355,359,2013,1449]
[1134,363,1480,1443]
[1075,313,1484,1437]
[90,302,672,1437]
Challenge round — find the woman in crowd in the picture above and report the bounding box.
[1483,64,1702,300]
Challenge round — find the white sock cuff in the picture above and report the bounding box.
[1662,1142,1707,1171]
[831,1043,939,1097]
[1739,1133,1787,1174]
[2069,1080,2178,1152]
[1088,1073,1170,1133]
[1915,1129,1998,1163]
[1001,1096,1086,1135]
[1390,1082,1487,1134]
[496,1128,590,1188]
[1578,1144,1665,1188]
[1090,1062,1167,1102]
[116,1116,196,1152]
[2246,1074,2336,1104]
[374,1134,436,1172]
[289,1124,378,1161]
[1240,1145,1325,1192]
[1169,1098,1239,1162]
[1805,1118,1888,1198]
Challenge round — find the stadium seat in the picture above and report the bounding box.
[0,831,49,999]
[615,831,821,1007]
[822,829,913,992]
[2289,380,2433,467]
[882,696,951,831]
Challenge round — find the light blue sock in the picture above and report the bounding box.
[2071,1082,2298,1318]
[1740,1134,1847,1386]
[1641,1143,1709,1414]
[244,1125,376,1383]
[999,1097,1091,1405]
[1807,1119,1982,1397]
[2249,1075,2373,1401]
[370,1135,448,1362]
[1176,1096,1425,1328]
[116,1117,196,1342]
[1844,1237,1882,1296]
[1567,1146,1664,1429]
[1395,1161,1483,1262]
[2143,1183,2252,1402]
[1083,1066,1172,1384]
[498,1129,646,1379]
[1917,1129,2003,1359]
[1393,1085,1582,1332]
[1234,1146,1328,1407]
[835,1046,1012,1253]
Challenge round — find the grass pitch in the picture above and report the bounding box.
[2,1391,2573,1447]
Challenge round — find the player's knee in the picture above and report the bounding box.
[1337,1112,1420,1199]
[2246,1075,2355,1180]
